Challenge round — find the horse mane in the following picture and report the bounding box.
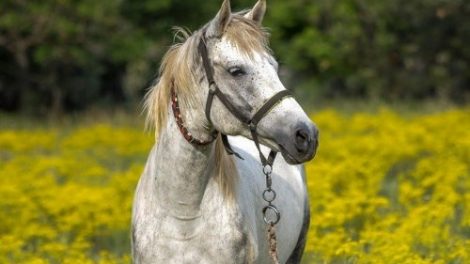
[144,15,270,200]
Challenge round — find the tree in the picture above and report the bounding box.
[1,0,469,115]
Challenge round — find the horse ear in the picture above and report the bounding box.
[207,0,231,38]
[244,0,266,25]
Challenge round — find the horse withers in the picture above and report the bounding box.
[132,0,318,263]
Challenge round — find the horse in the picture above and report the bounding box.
[131,0,319,263]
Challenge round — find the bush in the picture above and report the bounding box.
[0,0,469,114]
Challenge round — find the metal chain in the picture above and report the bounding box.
[262,164,280,264]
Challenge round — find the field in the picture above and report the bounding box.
[0,107,469,263]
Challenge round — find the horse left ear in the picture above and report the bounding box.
[207,0,232,38]
[244,0,266,25]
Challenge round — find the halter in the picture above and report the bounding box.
[198,32,292,168]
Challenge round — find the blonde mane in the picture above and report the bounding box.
[144,15,270,200]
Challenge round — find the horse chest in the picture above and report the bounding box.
[133,186,256,264]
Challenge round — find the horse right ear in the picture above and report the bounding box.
[244,0,266,25]
[207,0,231,38]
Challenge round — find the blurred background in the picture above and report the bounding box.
[1,1,469,263]
[1,0,469,116]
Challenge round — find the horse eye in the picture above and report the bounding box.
[227,67,246,77]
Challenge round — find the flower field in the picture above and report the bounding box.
[0,108,469,263]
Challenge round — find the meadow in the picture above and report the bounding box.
[0,107,469,263]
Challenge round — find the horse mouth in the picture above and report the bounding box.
[256,136,304,165]
[278,144,301,165]
[255,134,315,165]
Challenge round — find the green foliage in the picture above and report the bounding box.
[267,0,470,101]
[0,0,469,114]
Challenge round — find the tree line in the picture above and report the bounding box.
[0,0,468,115]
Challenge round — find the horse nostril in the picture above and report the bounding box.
[295,129,310,153]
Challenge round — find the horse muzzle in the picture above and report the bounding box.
[277,121,319,165]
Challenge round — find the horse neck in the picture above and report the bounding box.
[153,103,215,219]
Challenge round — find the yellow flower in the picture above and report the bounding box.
[1,107,469,263]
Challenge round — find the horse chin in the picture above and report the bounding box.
[279,141,317,165]
[278,144,302,165]
[253,136,277,151]
[257,137,304,165]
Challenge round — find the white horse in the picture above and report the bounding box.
[132,0,318,263]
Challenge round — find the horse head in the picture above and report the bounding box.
[203,0,319,164]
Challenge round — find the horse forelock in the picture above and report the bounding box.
[144,15,269,201]
[225,15,271,57]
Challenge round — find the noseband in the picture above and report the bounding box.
[197,32,292,167]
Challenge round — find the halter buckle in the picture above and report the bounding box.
[249,122,256,131]
[263,164,272,175]
[209,82,217,94]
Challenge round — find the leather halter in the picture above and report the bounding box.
[171,31,292,167]
[199,32,294,167]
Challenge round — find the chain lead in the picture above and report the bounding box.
[262,164,280,264]
[262,165,280,225]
